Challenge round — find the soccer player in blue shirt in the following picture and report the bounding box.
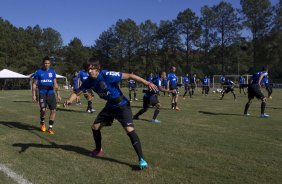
[72,71,81,105]
[167,66,180,110]
[133,72,173,123]
[182,73,192,99]
[262,75,272,99]
[32,56,61,134]
[191,73,197,96]
[202,75,209,96]
[64,57,158,170]
[161,74,168,96]
[78,67,96,113]
[244,66,269,117]
[128,71,138,102]
[239,75,246,95]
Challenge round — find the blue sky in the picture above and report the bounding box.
[0,0,279,46]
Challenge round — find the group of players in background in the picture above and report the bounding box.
[31,56,273,170]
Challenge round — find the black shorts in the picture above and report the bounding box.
[94,102,134,127]
[248,84,265,99]
[39,93,57,110]
[83,89,95,97]
[128,86,137,91]
[169,83,177,90]
[143,94,159,109]
[224,87,234,93]
[184,84,191,90]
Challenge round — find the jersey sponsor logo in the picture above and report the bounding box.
[106,71,120,76]
[40,79,52,83]
[97,91,110,97]
[48,73,53,78]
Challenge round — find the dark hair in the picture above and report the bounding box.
[83,57,100,71]
[42,56,50,63]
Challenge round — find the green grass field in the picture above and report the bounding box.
[0,88,282,184]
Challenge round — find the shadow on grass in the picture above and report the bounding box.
[56,108,87,113]
[0,121,41,131]
[130,105,171,110]
[12,142,139,170]
[0,121,139,170]
[198,111,243,116]
[13,100,34,103]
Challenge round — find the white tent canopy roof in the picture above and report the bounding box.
[0,69,29,79]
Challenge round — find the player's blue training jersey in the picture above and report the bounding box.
[144,76,161,97]
[128,79,136,87]
[34,68,56,95]
[72,76,79,90]
[147,75,153,83]
[220,75,226,83]
[224,79,234,87]
[239,76,245,84]
[78,70,89,83]
[191,76,196,84]
[202,77,209,85]
[167,72,177,85]
[252,71,268,84]
[79,70,128,108]
[183,76,190,84]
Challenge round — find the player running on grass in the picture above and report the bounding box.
[244,66,270,118]
[32,56,61,134]
[133,72,173,123]
[64,57,158,170]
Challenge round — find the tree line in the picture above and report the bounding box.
[0,0,281,81]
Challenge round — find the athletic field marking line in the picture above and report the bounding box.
[0,163,32,184]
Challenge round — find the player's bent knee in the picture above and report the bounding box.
[125,126,135,133]
[92,123,101,130]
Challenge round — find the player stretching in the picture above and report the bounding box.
[64,57,158,169]
[32,56,61,134]
[244,66,270,118]
[133,72,172,123]
[220,78,236,100]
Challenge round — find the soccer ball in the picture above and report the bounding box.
[213,90,216,94]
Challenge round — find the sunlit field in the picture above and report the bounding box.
[0,88,281,184]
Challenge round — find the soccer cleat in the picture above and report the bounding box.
[175,106,180,111]
[139,158,148,170]
[47,127,55,134]
[134,98,138,101]
[260,114,270,118]
[40,122,46,132]
[244,113,251,116]
[269,96,272,99]
[89,149,104,157]
[91,108,96,112]
[149,119,161,123]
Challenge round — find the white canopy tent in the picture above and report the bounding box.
[0,69,29,78]
[0,69,29,90]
